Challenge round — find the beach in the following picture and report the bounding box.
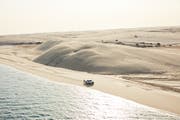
[1,64,179,119]
[0,27,180,115]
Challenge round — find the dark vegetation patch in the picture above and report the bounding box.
[0,41,42,46]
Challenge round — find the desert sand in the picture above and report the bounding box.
[0,26,180,115]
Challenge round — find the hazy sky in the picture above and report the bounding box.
[0,0,180,35]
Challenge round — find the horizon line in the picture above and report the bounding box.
[1,25,180,36]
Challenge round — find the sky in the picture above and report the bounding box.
[0,0,180,35]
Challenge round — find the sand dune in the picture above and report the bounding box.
[36,40,61,51]
[34,40,180,74]
[0,26,180,75]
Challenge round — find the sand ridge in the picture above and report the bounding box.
[34,40,180,75]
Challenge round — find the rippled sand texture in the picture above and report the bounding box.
[0,64,179,120]
[0,26,180,114]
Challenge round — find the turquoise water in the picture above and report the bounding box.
[0,64,179,120]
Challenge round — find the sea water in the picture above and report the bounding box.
[0,64,179,120]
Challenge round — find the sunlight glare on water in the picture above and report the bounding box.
[0,64,179,120]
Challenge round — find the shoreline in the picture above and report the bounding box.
[0,51,180,115]
[0,26,180,116]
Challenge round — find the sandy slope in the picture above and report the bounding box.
[34,41,180,74]
[0,26,180,114]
